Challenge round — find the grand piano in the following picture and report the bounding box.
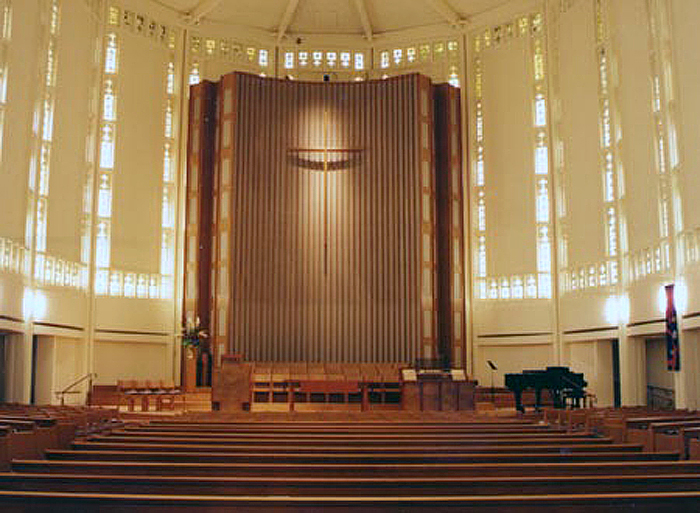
[505,366,587,413]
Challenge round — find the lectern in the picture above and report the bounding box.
[211,355,251,411]
[401,368,475,411]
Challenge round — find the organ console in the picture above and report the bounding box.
[505,366,587,413]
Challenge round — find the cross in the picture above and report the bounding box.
[288,109,362,275]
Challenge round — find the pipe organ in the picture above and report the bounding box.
[185,73,464,366]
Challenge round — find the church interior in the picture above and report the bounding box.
[2,0,700,509]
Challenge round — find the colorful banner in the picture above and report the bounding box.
[665,284,680,371]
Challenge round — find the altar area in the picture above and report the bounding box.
[213,357,476,412]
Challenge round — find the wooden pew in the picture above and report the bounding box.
[588,407,668,439]
[122,424,562,435]
[0,416,59,455]
[0,406,119,457]
[14,459,700,478]
[84,433,609,446]
[123,420,559,428]
[44,448,679,464]
[68,441,645,455]
[150,417,539,424]
[2,472,700,497]
[683,428,700,460]
[600,412,696,443]
[648,420,700,455]
[1,489,700,512]
[0,420,39,460]
[114,426,579,437]
[624,415,700,448]
[0,427,9,471]
[689,436,700,460]
[0,406,110,445]
[5,409,699,511]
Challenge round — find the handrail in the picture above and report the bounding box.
[647,384,675,410]
[647,384,674,393]
[55,372,97,406]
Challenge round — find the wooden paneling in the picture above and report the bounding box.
[210,74,238,366]
[434,84,465,368]
[417,76,438,362]
[183,81,216,328]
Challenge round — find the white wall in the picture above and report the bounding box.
[110,27,168,273]
[473,338,553,387]
[34,336,54,405]
[672,0,700,231]
[94,339,169,384]
[47,0,98,263]
[0,0,40,241]
[646,337,674,390]
[0,0,181,399]
[565,339,614,407]
[557,0,606,267]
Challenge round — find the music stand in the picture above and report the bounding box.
[487,360,497,404]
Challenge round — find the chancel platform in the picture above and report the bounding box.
[213,357,476,412]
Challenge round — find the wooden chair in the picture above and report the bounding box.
[116,380,139,412]
[156,380,181,411]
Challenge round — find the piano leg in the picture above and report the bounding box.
[513,389,525,414]
[552,389,563,409]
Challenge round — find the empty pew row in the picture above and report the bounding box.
[14,459,700,478]
[542,407,691,437]
[66,443,647,456]
[120,424,559,435]
[82,433,612,445]
[71,437,643,453]
[690,435,700,460]
[0,428,7,471]
[69,426,651,456]
[0,405,120,470]
[0,405,117,436]
[2,472,700,496]
[1,490,700,512]
[543,407,700,459]
[115,427,580,438]
[144,420,543,429]
[1,405,120,442]
[44,449,679,464]
[72,434,639,447]
[615,414,700,458]
[0,421,45,465]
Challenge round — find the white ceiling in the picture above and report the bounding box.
[151,0,513,37]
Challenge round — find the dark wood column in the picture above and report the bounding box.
[434,84,466,368]
[183,81,218,389]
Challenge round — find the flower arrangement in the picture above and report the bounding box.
[181,317,209,349]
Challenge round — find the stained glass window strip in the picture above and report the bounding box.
[94,26,118,293]
[278,48,367,78]
[27,0,82,288]
[472,13,552,300]
[186,34,272,82]
[375,40,461,84]
[159,50,178,299]
[93,4,181,298]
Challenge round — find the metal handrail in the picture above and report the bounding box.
[55,372,97,406]
[647,384,675,410]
